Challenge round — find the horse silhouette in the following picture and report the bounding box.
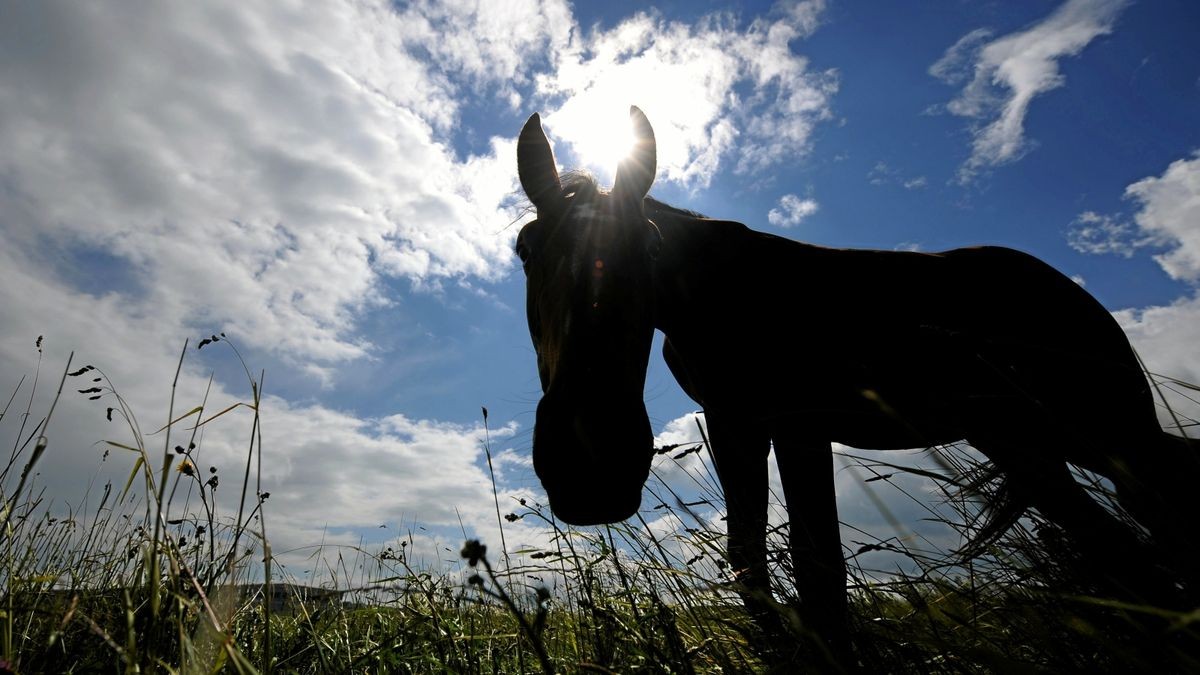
[515,106,1198,654]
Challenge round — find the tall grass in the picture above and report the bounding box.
[2,336,1198,673]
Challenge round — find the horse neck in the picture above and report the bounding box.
[650,212,746,336]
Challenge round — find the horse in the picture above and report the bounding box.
[514,106,1198,656]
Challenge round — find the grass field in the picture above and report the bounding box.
[3,338,1198,673]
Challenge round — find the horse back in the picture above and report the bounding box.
[659,224,1156,443]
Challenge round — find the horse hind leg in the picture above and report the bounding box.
[970,437,1173,605]
[1108,432,1200,590]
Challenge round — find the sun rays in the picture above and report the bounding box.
[550,102,640,180]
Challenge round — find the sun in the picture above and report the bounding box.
[550,101,640,180]
[577,114,638,177]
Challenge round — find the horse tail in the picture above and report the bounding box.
[954,465,1027,560]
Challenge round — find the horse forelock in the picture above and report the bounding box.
[559,171,602,203]
[556,170,706,222]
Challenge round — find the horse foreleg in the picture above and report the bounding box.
[704,413,771,615]
[773,432,849,659]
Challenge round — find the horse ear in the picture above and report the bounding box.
[613,106,656,204]
[518,113,561,211]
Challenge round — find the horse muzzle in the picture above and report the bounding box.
[545,482,643,526]
[531,394,653,525]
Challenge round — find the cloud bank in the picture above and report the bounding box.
[0,0,568,569]
[1070,153,1200,426]
[0,0,843,569]
[0,2,543,374]
[1069,153,1200,281]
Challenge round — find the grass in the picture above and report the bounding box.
[2,335,1199,673]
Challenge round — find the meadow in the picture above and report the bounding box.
[2,337,1198,673]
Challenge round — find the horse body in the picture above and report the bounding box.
[652,215,1158,456]
[515,107,1197,659]
[648,210,1176,651]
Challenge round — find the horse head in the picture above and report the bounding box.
[516,107,663,525]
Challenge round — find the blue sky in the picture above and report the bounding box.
[2,0,1199,575]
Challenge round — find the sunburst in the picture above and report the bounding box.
[551,102,640,179]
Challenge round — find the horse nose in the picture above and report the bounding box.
[532,395,654,525]
[548,485,642,526]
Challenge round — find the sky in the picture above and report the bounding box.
[2,0,1199,581]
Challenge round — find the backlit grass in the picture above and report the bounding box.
[2,336,1198,673]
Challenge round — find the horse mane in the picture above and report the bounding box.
[558,170,707,220]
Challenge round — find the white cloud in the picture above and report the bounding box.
[1114,294,1200,432]
[1125,153,1200,282]
[767,193,820,227]
[0,0,839,382]
[395,0,573,99]
[1115,296,1200,385]
[0,0,602,573]
[538,1,837,187]
[928,28,994,86]
[867,161,893,185]
[0,1,537,371]
[930,0,1129,182]
[1070,153,1200,430]
[0,241,553,571]
[649,411,715,498]
[868,161,927,190]
[1069,153,1200,281]
[1066,211,1152,257]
